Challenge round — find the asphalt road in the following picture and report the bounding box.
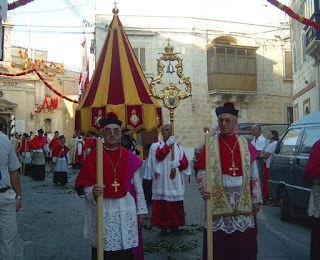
[2,165,311,260]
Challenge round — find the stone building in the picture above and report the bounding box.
[93,1,293,155]
[289,0,320,119]
[0,18,80,140]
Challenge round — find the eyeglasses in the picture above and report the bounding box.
[217,118,235,124]
[103,128,121,135]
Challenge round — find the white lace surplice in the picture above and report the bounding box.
[308,177,320,218]
[83,171,148,251]
[197,162,262,234]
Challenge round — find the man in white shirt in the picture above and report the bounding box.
[251,124,267,194]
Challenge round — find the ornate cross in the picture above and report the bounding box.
[112,180,120,192]
[229,163,239,176]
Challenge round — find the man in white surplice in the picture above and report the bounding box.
[75,112,147,259]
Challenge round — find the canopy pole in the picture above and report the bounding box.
[205,129,213,260]
[169,109,176,179]
[97,139,104,260]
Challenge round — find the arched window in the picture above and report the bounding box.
[44,118,52,133]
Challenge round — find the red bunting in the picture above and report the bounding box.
[267,0,320,30]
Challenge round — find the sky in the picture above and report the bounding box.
[7,0,290,71]
[9,0,96,71]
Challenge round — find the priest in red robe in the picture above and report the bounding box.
[305,139,320,260]
[52,135,69,186]
[193,102,263,260]
[49,131,60,162]
[29,129,47,180]
[75,112,147,260]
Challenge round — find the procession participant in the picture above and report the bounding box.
[305,139,320,260]
[149,124,191,235]
[74,135,85,169]
[18,133,32,176]
[84,134,95,159]
[75,112,147,260]
[11,133,20,155]
[52,135,69,186]
[0,133,22,260]
[142,144,152,205]
[194,102,263,260]
[69,133,77,168]
[49,131,60,160]
[44,133,50,163]
[29,129,47,180]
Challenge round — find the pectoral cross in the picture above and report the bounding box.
[112,180,120,192]
[229,163,239,176]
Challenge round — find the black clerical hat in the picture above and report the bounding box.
[215,102,239,117]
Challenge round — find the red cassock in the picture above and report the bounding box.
[19,140,31,153]
[49,138,60,149]
[52,144,69,158]
[29,136,47,150]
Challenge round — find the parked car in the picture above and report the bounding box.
[268,111,320,221]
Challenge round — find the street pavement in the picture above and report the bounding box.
[3,164,311,260]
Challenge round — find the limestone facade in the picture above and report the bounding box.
[0,21,79,140]
[289,0,320,119]
[93,2,293,156]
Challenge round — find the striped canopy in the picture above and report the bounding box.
[75,7,163,135]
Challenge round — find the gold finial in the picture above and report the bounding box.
[165,38,174,54]
[112,2,119,15]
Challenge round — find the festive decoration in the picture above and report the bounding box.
[75,6,162,135]
[34,70,79,103]
[3,47,79,104]
[16,47,64,76]
[267,0,320,30]
[35,97,59,113]
[8,0,34,11]
[0,68,35,77]
[78,40,90,101]
[10,114,15,138]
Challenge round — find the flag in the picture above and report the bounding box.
[78,40,89,101]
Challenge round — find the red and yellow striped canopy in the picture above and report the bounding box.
[75,8,163,135]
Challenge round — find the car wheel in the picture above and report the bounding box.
[279,189,291,222]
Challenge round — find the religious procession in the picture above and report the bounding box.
[0,0,319,260]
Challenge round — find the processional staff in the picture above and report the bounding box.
[149,39,192,179]
[204,128,213,260]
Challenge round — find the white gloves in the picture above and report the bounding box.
[170,160,180,169]
[166,136,175,146]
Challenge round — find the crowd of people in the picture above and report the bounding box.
[0,104,319,260]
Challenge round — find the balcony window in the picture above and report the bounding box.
[207,45,257,75]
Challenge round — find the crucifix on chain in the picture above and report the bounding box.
[112,180,120,192]
[229,163,239,176]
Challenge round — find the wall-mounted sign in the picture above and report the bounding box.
[16,120,25,133]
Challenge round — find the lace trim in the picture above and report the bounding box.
[84,193,139,251]
[152,193,184,201]
[205,185,255,234]
[136,192,148,215]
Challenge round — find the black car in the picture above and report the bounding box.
[268,111,320,221]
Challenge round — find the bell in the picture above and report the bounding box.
[166,61,175,73]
